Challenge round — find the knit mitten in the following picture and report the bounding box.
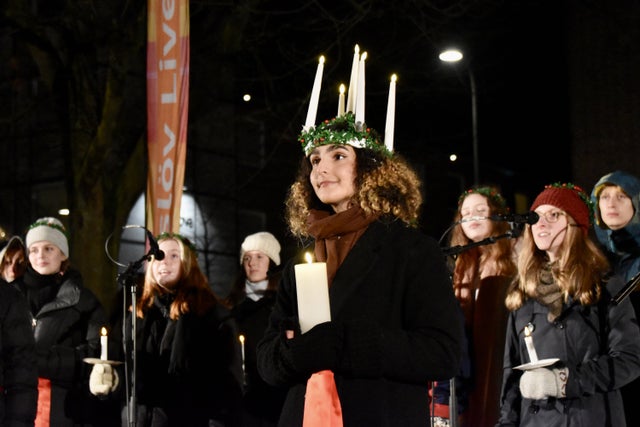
[519,367,568,399]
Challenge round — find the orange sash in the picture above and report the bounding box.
[36,377,51,427]
[303,370,343,427]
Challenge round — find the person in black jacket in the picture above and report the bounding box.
[13,216,108,427]
[0,279,38,427]
[256,48,463,427]
[91,232,243,427]
[225,231,287,426]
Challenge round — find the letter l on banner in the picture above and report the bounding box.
[146,0,189,236]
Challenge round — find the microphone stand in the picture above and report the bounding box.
[118,250,154,427]
[442,230,520,257]
[611,270,640,305]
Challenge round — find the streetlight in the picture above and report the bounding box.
[439,49,479,185]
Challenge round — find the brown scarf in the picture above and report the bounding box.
[536,263,563,322]
[307,206,379,285]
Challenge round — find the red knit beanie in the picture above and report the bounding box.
[531,183,592,235]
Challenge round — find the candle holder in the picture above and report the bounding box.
[83,357,123,366]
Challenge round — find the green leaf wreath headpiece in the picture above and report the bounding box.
[299,112,389,156]
[458,186,508,210]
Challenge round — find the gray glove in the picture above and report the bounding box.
[89,363,119,396]
[519,367,568,399]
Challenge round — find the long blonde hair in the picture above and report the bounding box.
[505,217,609,311]
[137,234,218,319]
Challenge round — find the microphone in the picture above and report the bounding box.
[144,228,165,261]
[489,212,540,225]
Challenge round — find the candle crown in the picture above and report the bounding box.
[299,112,388,157]
[299,46,396,157]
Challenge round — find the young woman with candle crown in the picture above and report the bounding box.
[256,47,463,427]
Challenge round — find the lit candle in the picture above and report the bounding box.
[294,253,331,334]
[100,327,108,361]
[523,323,538,363]
[238,334,245,364]
[346,44,360,114]
[304,55,325,131]
[384,74,397,153]
[355,51,367,127]
[337,84,346,117]
[238,334,246,384]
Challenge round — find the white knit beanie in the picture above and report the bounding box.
[26,217,69,258]
[240,231,281,266]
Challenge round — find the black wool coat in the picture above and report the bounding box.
[257,220,464,427]
[0,282,38,427]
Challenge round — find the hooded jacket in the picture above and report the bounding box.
[591,170,640,282]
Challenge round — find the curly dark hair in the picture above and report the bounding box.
[285,147,423,238]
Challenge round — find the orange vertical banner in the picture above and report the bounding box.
[146,0,190,235]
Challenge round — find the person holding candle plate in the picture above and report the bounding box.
[256,47,463,427]
[497,183,640,426]
[12,217,110,426]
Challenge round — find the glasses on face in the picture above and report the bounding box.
[534,210,566,224]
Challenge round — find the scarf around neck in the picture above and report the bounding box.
[307,206,379,285]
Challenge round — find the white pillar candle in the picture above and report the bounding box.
[523,323,538,363]
[346,44,360,114]
[304,56,325,131]
[355,52,367,127]
[384,74,397,152]
[100,327,108,361]
[294,253,331,334]
[337,84,346,117]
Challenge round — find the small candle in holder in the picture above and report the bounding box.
[294,253,331,334]
[523,323,538,363]
[100,327,108,361]
[238,334,246,384]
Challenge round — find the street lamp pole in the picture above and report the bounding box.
[468,67,479,185]
[439,49,480,185]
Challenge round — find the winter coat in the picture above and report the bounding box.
[0,281,38,427]
[497,276,640,426]
[257,221,464,427]
[230,293,287,426]
[591,170,640,283]
[591,170,640,425]
[13,267,108,427]
[123,297,243,427]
